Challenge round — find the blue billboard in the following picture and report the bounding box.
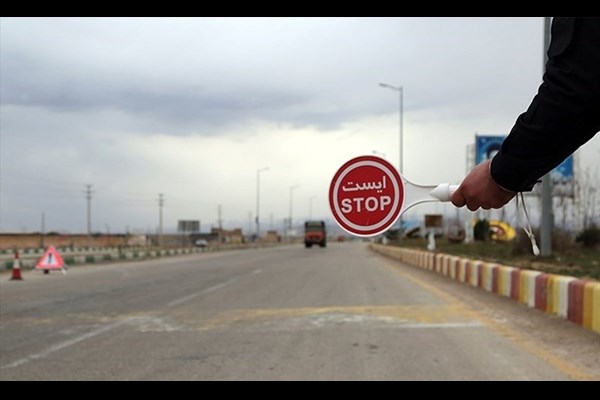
[475,135,505,165]
[475,135,574,196]
[551,156,574,182]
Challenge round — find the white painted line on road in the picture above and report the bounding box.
[166,292,207,308]
[202,281,231,294]
[1,318,136,370]
[166,278,237,308]
[166,268,266,308]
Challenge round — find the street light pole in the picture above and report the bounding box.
[540,17,553,257]
[379,83,404,236]
[256,167,269,241]
[378,83,403,175]
[289,185,300,241]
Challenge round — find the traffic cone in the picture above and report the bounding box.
[10,251,23,281]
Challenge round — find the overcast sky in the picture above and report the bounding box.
[1,17,598,234]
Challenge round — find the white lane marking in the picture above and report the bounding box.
[201,281,231,294]
[251,269,262,275]
[1,318,135,369]
[166,278,237,308]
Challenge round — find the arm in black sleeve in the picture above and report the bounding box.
[490,17,600,192]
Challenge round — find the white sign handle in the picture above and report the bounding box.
[401,180,459,215]
[429,183,459,202]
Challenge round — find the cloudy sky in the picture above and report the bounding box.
[1,17,598,234]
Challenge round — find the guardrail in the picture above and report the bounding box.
[370,244,600,335]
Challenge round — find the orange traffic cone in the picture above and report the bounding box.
[10,251,23,281]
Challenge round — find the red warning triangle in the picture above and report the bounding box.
[35,245,66,270]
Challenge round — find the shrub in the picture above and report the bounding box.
[473,219,490,241]
[576,226,600,248]
[513,228,578,256]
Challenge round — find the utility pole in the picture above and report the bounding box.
[540,17,553,256]
[218,204,223,246]
[256,167,269,241]
[84,184,94,236]
[157,193,165,248]
[248,211,253,241]
[40,212,45,248]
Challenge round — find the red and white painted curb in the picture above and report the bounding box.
[370,244,600,334]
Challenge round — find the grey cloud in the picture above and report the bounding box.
[1,49,354,131]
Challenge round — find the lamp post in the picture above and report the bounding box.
[540,17,553,256]
[378,83,403,175]
[256,167,269,241]
[288,185,300,241]
[379,82,404,236]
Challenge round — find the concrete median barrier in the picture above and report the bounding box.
[2,243,282,272]
[370,244,600,335]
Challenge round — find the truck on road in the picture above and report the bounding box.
[304,221,327,248]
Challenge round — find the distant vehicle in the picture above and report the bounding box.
[194,239,209,248]
[304,221,326,248]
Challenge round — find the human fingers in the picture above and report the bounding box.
[466,200,480,212]
[451,188,466,208]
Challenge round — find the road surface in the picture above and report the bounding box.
[1,243,598,380]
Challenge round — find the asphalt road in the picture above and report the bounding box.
[1,243,598,381]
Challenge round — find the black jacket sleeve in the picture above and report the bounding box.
[490,17,600,192]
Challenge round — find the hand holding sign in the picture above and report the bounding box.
[329,156,458,237]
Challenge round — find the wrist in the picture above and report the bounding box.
[488,158,517,194]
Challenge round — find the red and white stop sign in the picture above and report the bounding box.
[329,155,404,237]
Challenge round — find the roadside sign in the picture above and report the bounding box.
[35,245,66,271]
[329,155,404,237]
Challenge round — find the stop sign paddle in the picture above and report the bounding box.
[329,155,458,237]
